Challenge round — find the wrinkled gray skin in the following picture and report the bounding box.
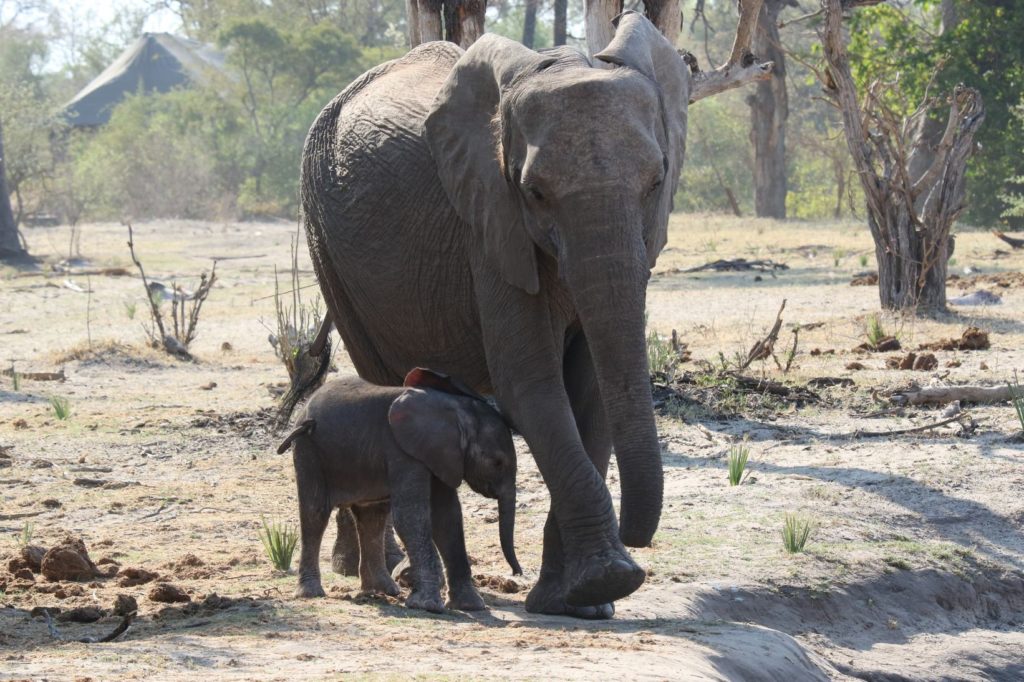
[301,12,687,618]
[278,374,520,613]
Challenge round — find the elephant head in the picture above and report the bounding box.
[388,368,522,575]
[424,12,687,546]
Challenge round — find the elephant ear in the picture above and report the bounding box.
[403,367,487,403]
[388,387,467,490]
[425,34,553,295]
[595,11,689,267]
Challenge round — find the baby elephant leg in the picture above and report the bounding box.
[384,511,406,572]
[352,502,400,596]
[430,479,484,611]
[390,463,445,613]
[331,508,361,576]
[293,448,331,598]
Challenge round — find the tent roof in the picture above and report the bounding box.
[62,33,226,127]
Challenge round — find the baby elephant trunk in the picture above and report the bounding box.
[498,493,522,576]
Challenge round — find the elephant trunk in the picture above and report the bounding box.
[562,205,663,548]
[498,492,522,575]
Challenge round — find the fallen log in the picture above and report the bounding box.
[889,384,1015,406]
[992,230,1024,249]
[1,367,66,382]
[682,258,789,273]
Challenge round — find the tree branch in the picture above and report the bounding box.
[690,0,774,103]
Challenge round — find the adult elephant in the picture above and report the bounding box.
[301,12,686,617]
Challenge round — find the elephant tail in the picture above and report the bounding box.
[277,419,316,455]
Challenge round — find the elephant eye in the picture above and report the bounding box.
[525,185,545,202]
[646,179,663,197]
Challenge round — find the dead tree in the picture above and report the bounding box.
[407,0,485,48]
[820,0,984,313]
[585,0,774,103]
[0,119,28,261]
[748,0,797,219]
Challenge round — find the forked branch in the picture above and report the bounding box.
[689,0,775,102]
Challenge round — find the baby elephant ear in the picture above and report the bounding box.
[403,368,487,403]
[388,388,466,490]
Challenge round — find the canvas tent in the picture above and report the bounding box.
[62,33,226,128]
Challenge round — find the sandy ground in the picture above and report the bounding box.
[1,215,1023,680]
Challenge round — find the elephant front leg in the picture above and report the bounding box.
[525,332,617,619]
[389,461,446,613]
[352,502,400,596]
[429,479,484,611]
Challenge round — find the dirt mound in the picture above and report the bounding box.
[919,327,991,351]
[190,408,276,442]
[118,567,159,587]
[40,536,101,582]
[474,574,524,594]
[51,340,168,369]
[148,583,191,603]
[886,352,938,371]
[164,553,214,579]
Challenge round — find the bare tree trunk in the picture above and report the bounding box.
[820,0,984,314]
[523,0,539,48]
[418,0,443,44]
[585,0,623,56]
[748,0,793,219]
[643,0,681,47]
[442,0,484,48]
[0,120,28,261]
[406,0,422,46]
[554,0,567,45]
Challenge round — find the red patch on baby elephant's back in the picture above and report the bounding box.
[403,368,485,402]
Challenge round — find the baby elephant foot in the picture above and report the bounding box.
[405,589,445,614]
[331,550,360,576]
[446,583,485,612]
[295,579,326,599]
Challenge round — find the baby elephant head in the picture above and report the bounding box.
[388,368,522,575]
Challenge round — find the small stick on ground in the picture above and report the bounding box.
[741,299,786,370]
[126,222,168,347]
[43,610,135,643]
[842,412,973,439]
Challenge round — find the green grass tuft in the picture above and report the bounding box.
[1009,371,1024,434]
[49,396,71,420]
[727,443,750,486]
[865,314,886,347]
[859,254,869,268]
[124,300,137,320]
[782,512,815,553]
[259,516,299,572]
[19,521,34,547]
[11,370,19,391]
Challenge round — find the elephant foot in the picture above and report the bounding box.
[564,549,645,608]
[294,579,326,599]
[405,589,445,614]
[525,573,615,619]
[446,583,485,612]
[361,574,401,597]
[331,549,360,576]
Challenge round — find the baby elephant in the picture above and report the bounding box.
[277,368,521,613]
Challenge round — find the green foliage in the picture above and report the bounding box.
[49,396,71,420]
[848,0,1024,226]
[124,301,137,320]
[259,516,299,572]
[782,512,815,554]
[727,443,750,486]
[10,367,19,391]
[647,329,679,377]
[676,93,753,215]
[865,314,886,347]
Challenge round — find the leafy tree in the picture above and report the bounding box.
[848,0,1024,226]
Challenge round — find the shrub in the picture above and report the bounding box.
[782,512,815,553]
[49,396,71,420]
[727,443,750,486]
[259,517,299,571]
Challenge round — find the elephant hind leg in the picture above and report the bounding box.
[331,508,361,576]
[352,502,400,596]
